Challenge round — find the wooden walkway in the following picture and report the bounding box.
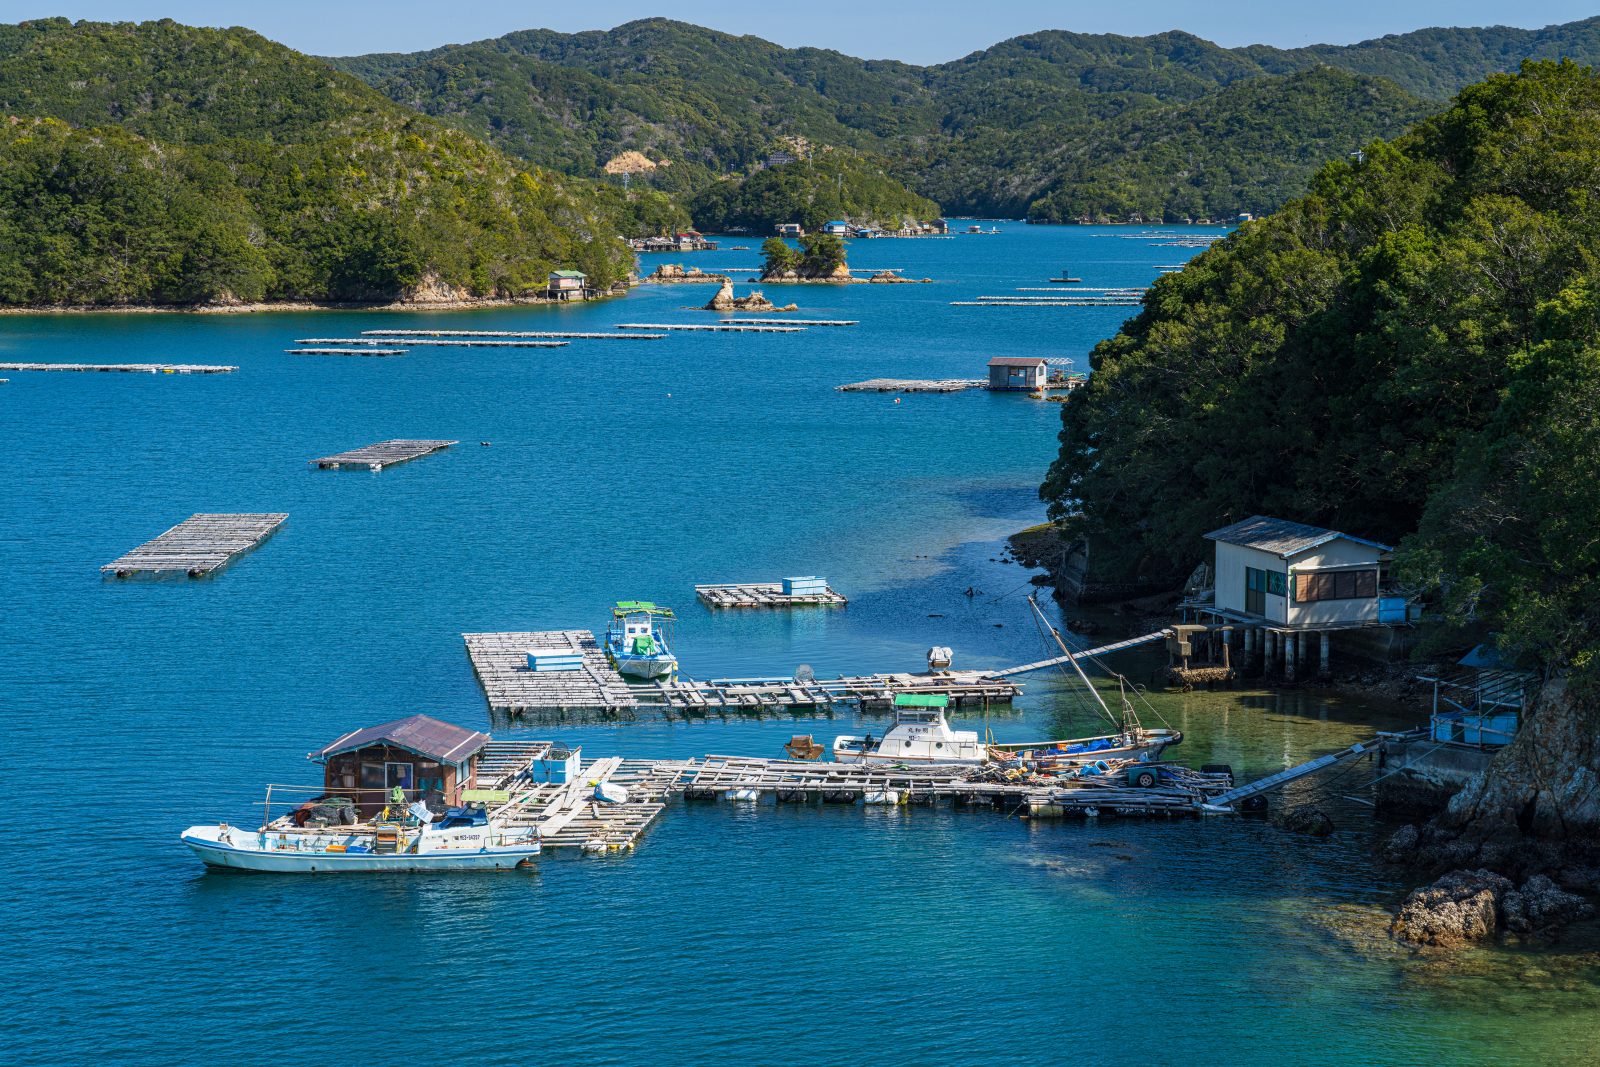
[464,630,639,717]
[0,362,236,374]
[287,347,408,356]
[615,323,805,333]
[696,581,848,608]
[991,630,1172,677]
[295,337,569,348]
[714,319,858,326]
[360,330,665,341]
[102,513,287,577]
[311,439,457,471]
[837,378,984,393]
[951,300,1143,307]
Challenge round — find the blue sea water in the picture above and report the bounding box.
[4,225,1597,1065]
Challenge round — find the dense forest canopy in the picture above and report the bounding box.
[688,151,939,233]
[0,19,636,306]
[1041,60,1600,687]
[331,16,1600,221]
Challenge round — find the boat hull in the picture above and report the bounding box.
[995,730,1182,766]
[611,654,676,680]
[181,827,539,873]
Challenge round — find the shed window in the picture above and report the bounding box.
[1295,569,1377,602]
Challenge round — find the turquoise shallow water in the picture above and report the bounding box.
[5,225,1598,1065]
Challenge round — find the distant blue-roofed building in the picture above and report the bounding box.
[822,220,850,235]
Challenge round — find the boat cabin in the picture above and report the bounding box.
[1205,515,1392,628]
[988,356,1049,391]
[310,714,488,816]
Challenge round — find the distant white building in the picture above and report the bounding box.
[1205,515,1391,629]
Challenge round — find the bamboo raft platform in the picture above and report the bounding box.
[714,319,858,326]
[696,581,848,608]
[102,513,287,577]
[837,378,985,393]
[311,439,457,471]
[465,630,1019,720]
[952,300,1143,307]
[359,330,666,340]
[614,323,806,333]
[0,362,237,374]
[286,348,409,356]
[295,337,569,348]
[464,630,639,717]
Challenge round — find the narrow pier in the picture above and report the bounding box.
[991,630,1172,677]
[286,348,408,356]
[311,439,457,471]
[696,581,848,608]
[951,299,1143,307]
[103,513,287,577]
[614,323,805,333]
[359,330,665,340]
[0,362,237,374]
[837,378,985,393]
[295,337,570,348]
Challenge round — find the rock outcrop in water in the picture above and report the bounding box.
[1391,868,1593,948]
[702,281,796,312]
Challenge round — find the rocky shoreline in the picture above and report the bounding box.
[0,289,627,316]
[1006,520,1600,953]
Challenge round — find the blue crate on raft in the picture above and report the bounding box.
[526,648,585,672]
[528,746,582,784]
[781,576,830,596]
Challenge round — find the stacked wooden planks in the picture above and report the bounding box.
[102,513,287,577]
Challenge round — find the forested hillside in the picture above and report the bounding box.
[688,150,939,233]
[0,19,636,306]
[331,17,1600,221]
[1041,60,1600,691]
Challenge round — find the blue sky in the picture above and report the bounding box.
[17,2,1599,62]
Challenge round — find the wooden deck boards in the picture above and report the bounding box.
[311,439,457,471]
[463,630,638,717]
[615,323,805,333]
[837,378,985,393]
[286,347,408,356]
[696,581,848,608]
[360,330,666,340]
[0,362,236,374]
[102,513,287,577]
[295,337,569,348]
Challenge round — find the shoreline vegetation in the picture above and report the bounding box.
[0,289,626,316]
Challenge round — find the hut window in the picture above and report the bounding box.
[360,762,385,790]
[1295,569,1378,602]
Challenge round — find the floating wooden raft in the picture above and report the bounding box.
[464,630,639,717]
[951,300,1142,307]
[359,330,665,340]
[837,378,984,393]
[714,319,858,326]
[641,670,1020,713]
[102,513,287,577]
[614,323,805,333]
[0,362,236,374]
[295,337,569,348]
[696,581,848,608]
[285,348,408,356]
[311,439,457,471]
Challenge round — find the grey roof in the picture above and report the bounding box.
[1204,515,1392,558]
[988,356,1047,367]
[310,714,488,766]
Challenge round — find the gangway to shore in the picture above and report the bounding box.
[992,630,1172,677]
[1204,729,1426,809]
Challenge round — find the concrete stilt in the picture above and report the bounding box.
[1265,630,1279,674]
[1319,631,1331,678]
[1285,632,1299,682]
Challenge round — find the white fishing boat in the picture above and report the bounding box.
[833,695,988,765]
[181,805,539,873]
[604,601,678,680]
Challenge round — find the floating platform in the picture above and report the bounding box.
[295,337,569,348]
[696,581,848,608]
[714,319,858,326]
[614,323,805,333]
[952,300,1143,307]
[286,348,408,356]
[359,330,665,340]
[0,362,236,374]
[464,630,639,718]
[311,439,457,471]
[102,513,287,577]
[837,378,985,393]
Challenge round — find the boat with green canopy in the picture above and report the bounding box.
[604,601,678,680]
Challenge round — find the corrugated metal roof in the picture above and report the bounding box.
[988,356,1047,367]
[1204,515,1392,558]
[310,714,488,766]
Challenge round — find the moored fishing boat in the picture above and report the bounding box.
[604,600,678,680]
[833,694,989,765]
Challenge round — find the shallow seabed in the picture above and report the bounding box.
[5,225,1596,1065]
